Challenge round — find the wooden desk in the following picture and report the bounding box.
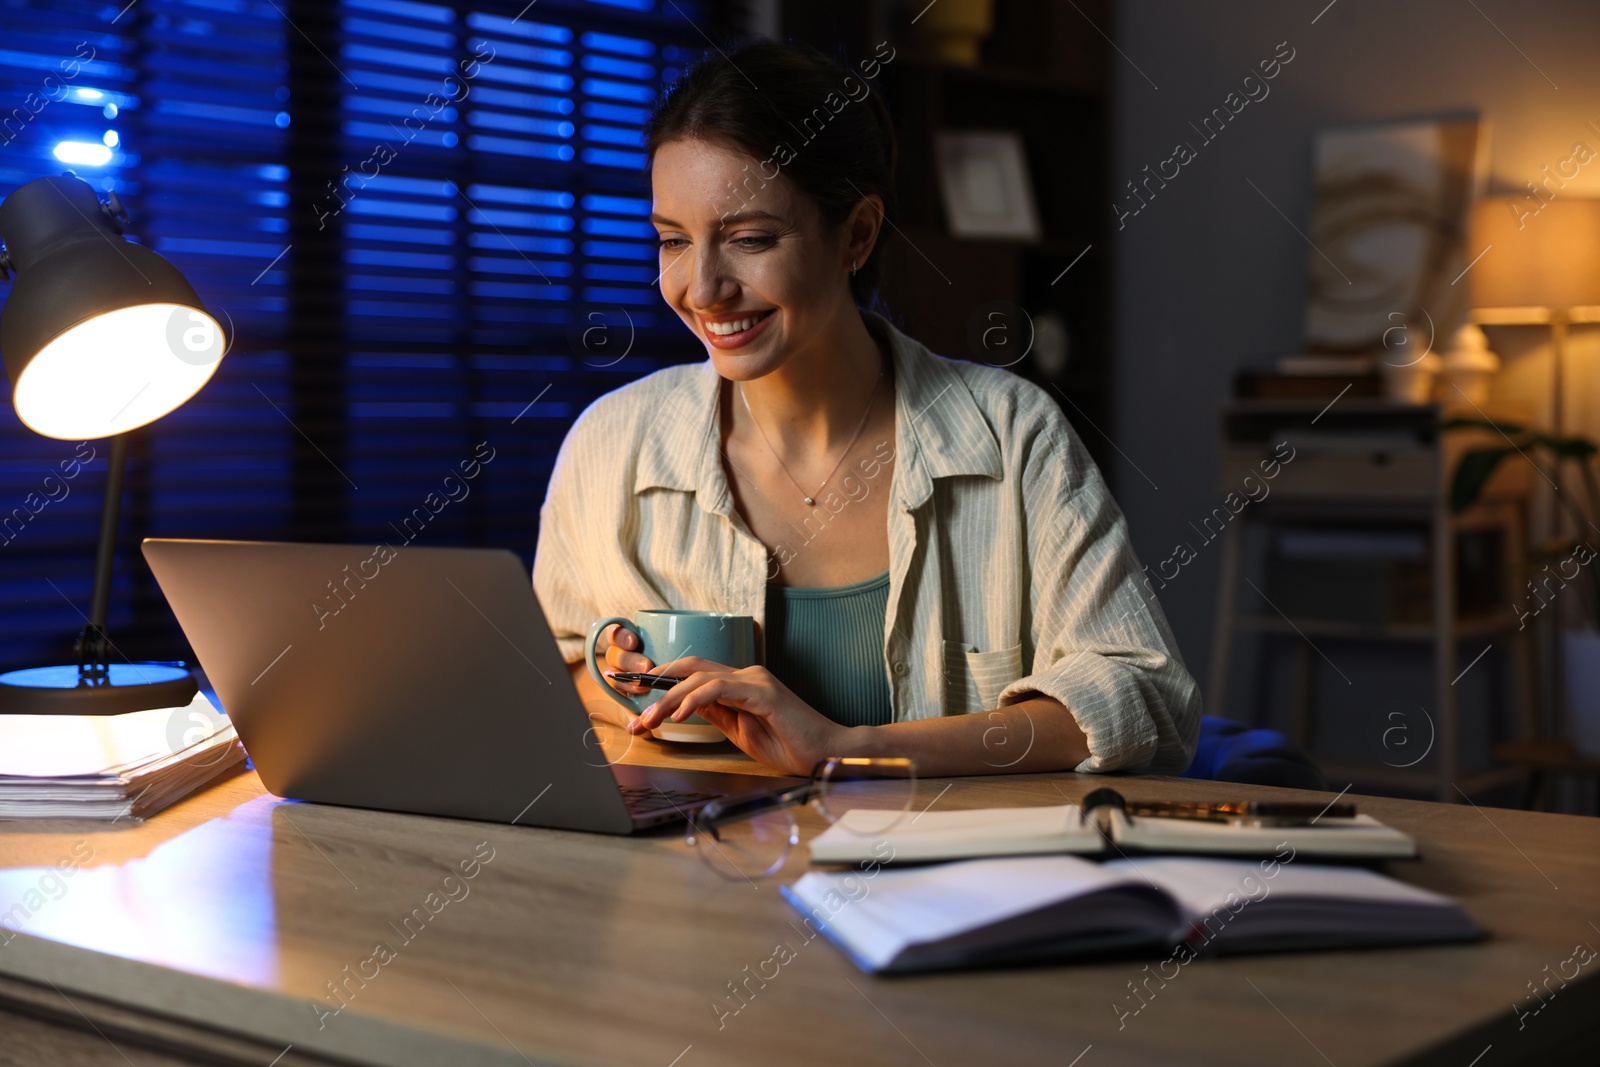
[1,735,1597,1067]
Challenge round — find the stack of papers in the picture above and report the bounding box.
[0,692,244,820]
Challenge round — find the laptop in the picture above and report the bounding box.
[141,538,802,833]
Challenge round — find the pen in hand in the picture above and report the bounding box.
[604,670,685,692]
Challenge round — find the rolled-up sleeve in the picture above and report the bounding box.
[532,418,602,666]
[994,419,1201,774]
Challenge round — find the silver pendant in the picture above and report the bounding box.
[804,496,815,505]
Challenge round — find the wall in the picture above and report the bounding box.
[1110,0,1600,712]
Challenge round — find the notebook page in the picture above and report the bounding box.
[808,804,1097,863]
[1103,855,1456,920]
[787,855,1138,971]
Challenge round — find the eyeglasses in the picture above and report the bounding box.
[685,756,917,881]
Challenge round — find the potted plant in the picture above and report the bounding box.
[1447,418,1600,756]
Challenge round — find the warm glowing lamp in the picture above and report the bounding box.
[1468,197,1600,434]
[0,174,226,714]
[1467,197,1600,536]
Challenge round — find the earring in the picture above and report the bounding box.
[851,258,859,276]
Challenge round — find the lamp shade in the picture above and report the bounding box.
[1467,196,1600,310]
[0,175,224,440]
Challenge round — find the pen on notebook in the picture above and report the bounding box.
[1081,787,1355,826]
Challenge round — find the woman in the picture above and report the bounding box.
[534,41,1200,778]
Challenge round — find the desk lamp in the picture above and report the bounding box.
[0,174,225,714]
[1467,197,1600,537]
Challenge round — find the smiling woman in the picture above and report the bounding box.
[532,41,1201,779]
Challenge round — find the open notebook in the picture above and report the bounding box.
[808,802,1417,864]
[782,855,1479,974]
[0,692,244,820]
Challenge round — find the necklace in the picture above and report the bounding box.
[738,365,883,507]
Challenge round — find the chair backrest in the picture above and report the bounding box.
[1179,715,1328,791]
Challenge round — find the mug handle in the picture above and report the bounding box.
[585,616,645,716]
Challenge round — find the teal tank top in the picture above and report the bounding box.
[764,569,893,728]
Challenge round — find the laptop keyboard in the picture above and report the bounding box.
[621,785,720,816]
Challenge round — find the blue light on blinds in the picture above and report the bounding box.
[467,136,575,159]
[466,207,573,230]
[342,43,459,74]
[348,223,458,245]
[466,232,572,253]
[345,0,456,22]
[585,263,656,282]
[581,101,650,124]
[582,32,655,57]
[465,12,573,42]
[52,141,113,165]
[582,194,649,214]
[582,54,655,79]
[467,184,574,208]
[582,217,653,237]
[335,0,705,551]
[581,78,656,103]
[471,38,573,67]
[473,87,573,112]
[581,123,643,146]
[466,112,573,137]
[582,147,647,168]
[345,17,457,47]
[582,240,654,260]
[345,198,459,221]
[470,256,573,276]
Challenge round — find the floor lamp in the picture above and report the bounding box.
[1467,197,1600,538]
[0,174,226,714]
[1467,196,1600,742]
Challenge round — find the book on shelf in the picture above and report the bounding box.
[783,854,1479,974]
[1275,354,1377,376]
[1234,370,1382,400]
[0,692,244,820]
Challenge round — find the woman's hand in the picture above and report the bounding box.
[595,622,655,696]
[627,656,860,777]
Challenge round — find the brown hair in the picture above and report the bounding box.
[644,39,899,308]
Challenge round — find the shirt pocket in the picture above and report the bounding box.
[941,640,1025,714]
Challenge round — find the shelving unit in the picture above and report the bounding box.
[873,59,1110,470]
[781,3,1113,471]
[1209,400,1537,803]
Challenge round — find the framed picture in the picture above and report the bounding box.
[934,130,1042,241]
[1302,113,1488,353]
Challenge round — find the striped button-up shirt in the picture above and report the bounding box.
[532,311,1201,772]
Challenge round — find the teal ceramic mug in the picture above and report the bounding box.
[584,610,756,742]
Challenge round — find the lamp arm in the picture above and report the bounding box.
[78,434,128,681]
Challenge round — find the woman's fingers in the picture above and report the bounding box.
[633,671,768,733]
[672,677,752,721]
[629,669,725,730]
[601,625,653,692]
[649,653,720,678]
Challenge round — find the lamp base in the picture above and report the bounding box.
[0,663,198,715]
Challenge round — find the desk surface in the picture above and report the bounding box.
[1,734,1598,1067]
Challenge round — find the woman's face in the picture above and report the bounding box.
[650,136,853,381]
